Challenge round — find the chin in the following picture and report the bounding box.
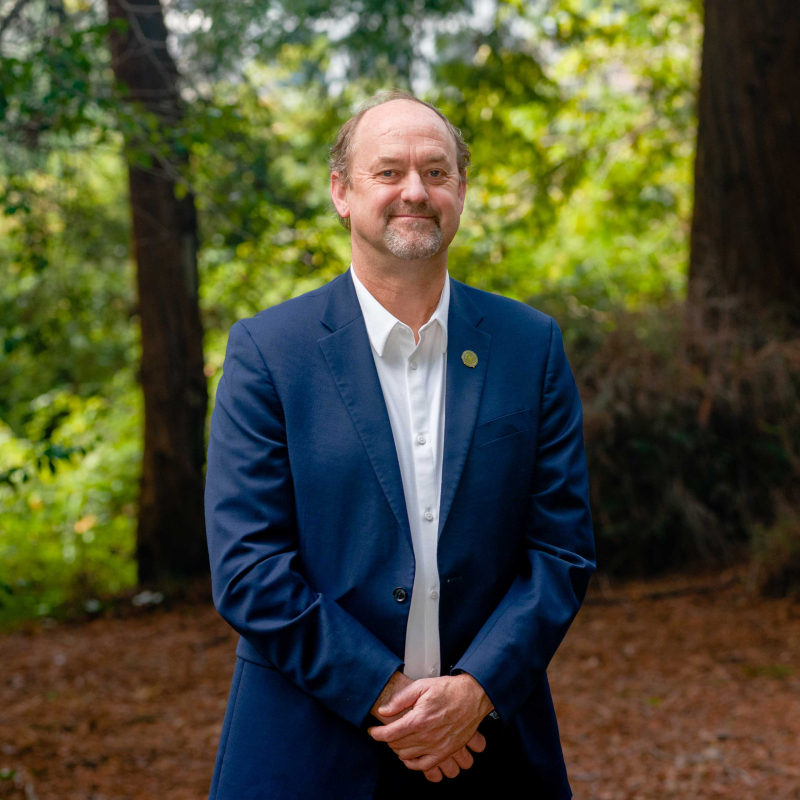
[384,227,443,261]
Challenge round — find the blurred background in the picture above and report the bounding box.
[1,1,799,798]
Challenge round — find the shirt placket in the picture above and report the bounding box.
[404,324,441,679]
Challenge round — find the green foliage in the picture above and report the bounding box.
[0,376,140,626]
[185,0,474,88]
[0,150,135,427]
[0,0,707,624]
[0,10,119,147]
[438,0,700,303]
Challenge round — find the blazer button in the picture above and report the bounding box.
[393,587,408,603]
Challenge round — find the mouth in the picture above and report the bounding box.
[391,215,435,220]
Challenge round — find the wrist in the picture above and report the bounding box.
[455,672,494,717]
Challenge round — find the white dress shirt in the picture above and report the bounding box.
[350,263,449,681]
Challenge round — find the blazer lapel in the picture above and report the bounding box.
[438,280,490,539]
[317,269,491,548]
[318,269,412,548]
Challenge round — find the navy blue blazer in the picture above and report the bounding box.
[204,267,596,799]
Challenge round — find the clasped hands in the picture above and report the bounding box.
[368,670,495,783]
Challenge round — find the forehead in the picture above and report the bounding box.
[351,101,457,166]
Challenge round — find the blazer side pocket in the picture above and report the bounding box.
[471,408,533,449]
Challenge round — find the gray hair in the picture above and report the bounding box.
[328,89,471,231]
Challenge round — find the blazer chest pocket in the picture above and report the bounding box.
[471,408,533,449]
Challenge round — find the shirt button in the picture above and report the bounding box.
[409,361,418,370]
[416,434,426,445]
[430,590,439,600]
[429,667,439,677]
[424,510,434,521]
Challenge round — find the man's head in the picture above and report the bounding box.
[329,90,470,265]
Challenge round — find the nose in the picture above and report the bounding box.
[400,170,429,205]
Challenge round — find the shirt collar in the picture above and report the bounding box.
[350,262,449,358]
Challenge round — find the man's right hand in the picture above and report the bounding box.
[370,671,485,783]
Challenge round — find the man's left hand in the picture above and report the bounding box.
[367,673,494,776]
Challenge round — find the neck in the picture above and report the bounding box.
[350,243,447,344]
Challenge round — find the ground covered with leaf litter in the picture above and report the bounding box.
[2,567,798,800]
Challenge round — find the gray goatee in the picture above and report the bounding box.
[384,217,443,260]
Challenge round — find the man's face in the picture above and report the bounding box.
[332,100,466,262]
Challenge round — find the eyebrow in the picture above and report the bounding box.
[370,154,452,169]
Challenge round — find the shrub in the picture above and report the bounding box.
[531,292,800,581]
[749,497,800,600]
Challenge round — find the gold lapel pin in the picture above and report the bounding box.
[461,350,478,368]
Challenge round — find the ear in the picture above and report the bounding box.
[330,172,351,222]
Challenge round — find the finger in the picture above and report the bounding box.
[466,730,486,753]
[379,727,438,751]
[438,756,460,779]
[422,766,443,783]
[402,753,448,772]
[378,682,425,717]
[393,730,480,761]
[368,712,421,743]
[372,728,443,753]
[452,746,474,771]
[393,744,430,760]
[387,725,483,757]
[373,705,412,726]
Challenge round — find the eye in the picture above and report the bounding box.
[382,170,395,177]
[429,170,441,177]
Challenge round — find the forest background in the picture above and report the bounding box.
[1,0,799,629]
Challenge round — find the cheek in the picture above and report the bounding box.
[353,188,395,219]
[434,184,460,206]
[432,188,462,221]
[358,183,398,208]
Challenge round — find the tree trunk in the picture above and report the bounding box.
[106,0,209,586]
[688,0,800,330]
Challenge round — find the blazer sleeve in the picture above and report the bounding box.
[205,320,404,728]
[451,316,596,726]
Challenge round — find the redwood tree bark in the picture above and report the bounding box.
[688,0,800,328]
[107,0,209,585]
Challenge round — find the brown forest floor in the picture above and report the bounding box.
[2,566,799,800]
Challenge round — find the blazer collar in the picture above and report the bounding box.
[320,265,483,333]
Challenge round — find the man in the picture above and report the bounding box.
[204,89,595,800]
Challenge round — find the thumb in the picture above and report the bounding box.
[378,681,424,716]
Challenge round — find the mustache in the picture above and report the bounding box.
[386,206,440,221]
